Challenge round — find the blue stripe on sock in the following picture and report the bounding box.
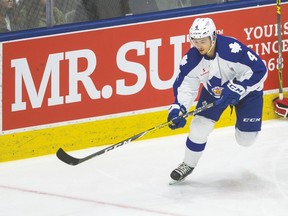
[186,138,206,152]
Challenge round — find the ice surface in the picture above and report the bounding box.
[0,119,288,216]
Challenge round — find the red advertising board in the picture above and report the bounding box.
[1,3,288,132]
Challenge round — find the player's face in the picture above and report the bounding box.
[191,37,212,55]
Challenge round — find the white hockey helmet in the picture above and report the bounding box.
[189,18,216,41]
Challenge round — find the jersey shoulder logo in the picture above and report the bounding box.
[229,42,242,53]
[181,55,188,66]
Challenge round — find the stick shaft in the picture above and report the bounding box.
[276,0,283,99]
[56,101,217,165]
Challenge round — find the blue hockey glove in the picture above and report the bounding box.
[167,104,187,130]
[220,80,245,108]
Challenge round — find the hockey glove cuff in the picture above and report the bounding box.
[273,97,288,118]
[220,80,245,108]
[168,104,187,130]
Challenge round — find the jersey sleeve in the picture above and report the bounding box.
[172,48,201,110]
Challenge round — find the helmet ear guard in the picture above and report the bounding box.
[212,31,217,41]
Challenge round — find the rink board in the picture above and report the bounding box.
[0,1,288,162]
[0,92,285,162]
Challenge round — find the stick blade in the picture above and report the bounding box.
[56,148,81,166]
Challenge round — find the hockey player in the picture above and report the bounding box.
[168,17,268,183]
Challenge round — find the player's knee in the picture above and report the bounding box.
[189,115,215,143]
[235,128,258,147]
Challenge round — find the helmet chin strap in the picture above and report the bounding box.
[206,37,216,56]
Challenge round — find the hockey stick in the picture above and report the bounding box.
[273,0,288,118]
[276,0,283,100]
[56,100,219,166]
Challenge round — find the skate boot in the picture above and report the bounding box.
[170,162,194,183]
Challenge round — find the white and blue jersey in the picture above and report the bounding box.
[173,34,267,109]
[173,34,268,131]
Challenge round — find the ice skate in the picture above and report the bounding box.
[169,162,194,185]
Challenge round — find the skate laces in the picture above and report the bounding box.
[175,162,192,175]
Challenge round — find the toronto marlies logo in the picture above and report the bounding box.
[212,86,223,97]
[229,42,242,53]
[207,77,223,97]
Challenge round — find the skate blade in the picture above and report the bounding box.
[169,179,185,185]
